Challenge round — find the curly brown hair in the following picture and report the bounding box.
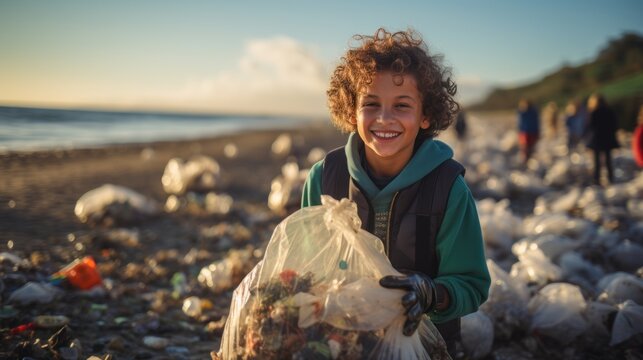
[327,28,459,139]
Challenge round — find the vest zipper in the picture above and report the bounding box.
[386,192,399,256]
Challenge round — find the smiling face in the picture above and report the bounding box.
[351,71,429,177]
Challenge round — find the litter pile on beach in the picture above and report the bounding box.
[1,115,641,359]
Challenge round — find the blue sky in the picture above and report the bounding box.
[0,0,641,116]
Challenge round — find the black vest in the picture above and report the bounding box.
[321,146,465,352]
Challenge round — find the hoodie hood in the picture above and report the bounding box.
[344,132,454,208]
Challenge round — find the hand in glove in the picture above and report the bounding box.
[379,271,437,336]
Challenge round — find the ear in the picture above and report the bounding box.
[349,115,357,125]
[420,116,430,129]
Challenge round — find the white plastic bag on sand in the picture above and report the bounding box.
[597,272,643,305]
[608,240,643,272]
[271,133,292,157]
[161,155,221,195]
[480,260,530,339]
[559,252,604,293]
[307,147,326,165]
[198,247,256,293]
[461,311,494,359]
[510,248,562,286]
[584,301,617,338]
[8,282,64,305]
[511,234,579,262]
[267,162,309,215]
[477,198,522,249]
[528,283,588,344]
[74,184,160,226]
[610,300,643,346]
[218,196,450,360]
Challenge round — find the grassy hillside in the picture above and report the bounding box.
[470,32,643,130]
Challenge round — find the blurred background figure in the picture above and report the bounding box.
[564,99,585,152]
[633,104,643,168]
[455,110,468,141]
[543,101,560,138]
[517,99,540,164]
[586,93,619,185]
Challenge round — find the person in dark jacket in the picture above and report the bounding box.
[517,99,540,164]
[586,93,619,184]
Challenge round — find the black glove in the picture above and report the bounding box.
[379,271,437,336]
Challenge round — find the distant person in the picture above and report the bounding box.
[454,110,468,141]
[517,99,540,164]
[564,99,585,151]
[633,105,643,168]
[543,101,559,138]
[586,93,619,184]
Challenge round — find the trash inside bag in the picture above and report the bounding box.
[218,196,450,360]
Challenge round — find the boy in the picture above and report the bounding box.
[301,28,490,356]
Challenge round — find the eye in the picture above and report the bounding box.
[396,103,411,109]
[361,102,379,108]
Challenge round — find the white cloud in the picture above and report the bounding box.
[455,74,493,106]
[167,36,329,117]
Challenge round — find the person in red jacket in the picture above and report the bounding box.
[633,105,643,168]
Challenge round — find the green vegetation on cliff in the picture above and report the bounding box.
[471,32,643,130]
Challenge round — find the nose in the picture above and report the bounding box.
[377,107,394,123]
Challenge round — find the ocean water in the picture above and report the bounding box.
[0,106,311,152]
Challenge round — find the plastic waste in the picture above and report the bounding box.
[143,336,170,349]
[205,192,234,215]
[198,247,255,293]
[52,256,102,290]
[607,239,643,272]
[8,282,63,305]
[182,296,202,318]
[271,133,292,157]
[171,272,188,298]
[559,252,604,293]
[218,196,450,360]
[461,311,494,359]
[267,162,309,215]
[162,155,221,195]
[74,184,160,226]
[476,198,522,249]
[610,300,643,346]
[306,147,326,165]
[511,234,579,262]
[597,272,643,305]
[510,247,562,286]
[224,143,239,158]
[528,283,588,344]
[34,315,70,328]
[584,301,616,338]
[0,252,30,268]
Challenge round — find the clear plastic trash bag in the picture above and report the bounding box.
[528,283,588,345]
[217,196,450,360]
[460,311,494,359]
[610,300,643,346]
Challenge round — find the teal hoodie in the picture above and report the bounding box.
[301,132,490,323]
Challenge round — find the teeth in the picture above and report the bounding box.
[373,131,400,139]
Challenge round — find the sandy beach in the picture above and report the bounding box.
[0,122,345,251]
[0,121,346,358]
[2,112,641,359]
